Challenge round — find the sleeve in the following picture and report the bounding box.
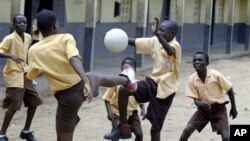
[185,76,199,99]
[0,36,11,53]
[102,87,116,101]
[135,36,155,55]
[170,40,181,61]
[27,50,41,80]
[216,70,232,92]
[64,34,81,60]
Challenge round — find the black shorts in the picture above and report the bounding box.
[134,77,175,131]
[188,104,229,134]
[54,81,84,132]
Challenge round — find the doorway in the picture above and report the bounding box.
[24,0,53,33]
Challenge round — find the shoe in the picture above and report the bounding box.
[20,130,37,141]
[0,136,8,141]
[119,67,137,92]
[104,123,132,140]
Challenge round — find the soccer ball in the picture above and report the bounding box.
[104,28,128,53]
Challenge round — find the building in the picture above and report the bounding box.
[0,0,249,71]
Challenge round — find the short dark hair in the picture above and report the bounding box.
[12,14,25,24]
[36,9,57,34]
[121,57,137,71]
[162,20,178,33]
[194,51,209,65]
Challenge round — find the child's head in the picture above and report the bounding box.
[192,51,209,72]
[121,57,136,71]
[36,9,57,36]
[158,20,178,42]
[12,14,27,34]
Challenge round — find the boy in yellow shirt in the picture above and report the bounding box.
[105,17,181,141]
[103,57,145,141]
[179,52,238,141]
[0,14,42,141]
[27,10,132,141]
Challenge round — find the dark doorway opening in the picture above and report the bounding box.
[24,0,53,33]
[161,0,171,20]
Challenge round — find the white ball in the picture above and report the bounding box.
[104,28,128,53]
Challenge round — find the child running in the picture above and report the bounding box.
[0,14,42,141]
[179,51,238,141]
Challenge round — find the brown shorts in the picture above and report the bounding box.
[2,75,42,111]
[188,104,229,133]
[54,81,85,132]
[112,110,142,133]
[134,77,175,132]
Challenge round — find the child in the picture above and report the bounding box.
[27,10,131,141]
[103,57,145,141]
[179,51,238,141]
[0,14,42,141]
[104,17,181,141]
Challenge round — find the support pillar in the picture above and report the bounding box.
[175,0,185,46]
[134,0,148,67]
[226,0,235,54]
[245,0,250,51]
[203,0,213,54]
[83,0,97,72]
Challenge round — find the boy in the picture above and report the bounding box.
[179,51,238,141]
[27,10,131,141]
[103,57,145,141]
[104,17,181,141]
[0,14,42,141]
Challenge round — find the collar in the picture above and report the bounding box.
[194,69,212,80]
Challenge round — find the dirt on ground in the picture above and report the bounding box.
[0,55,250,141]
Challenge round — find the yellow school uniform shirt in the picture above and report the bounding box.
[27,34,81,92]
[185,69,232,105]
[135,36,181,99]
[102,86,139,118]
[0,31,31,88]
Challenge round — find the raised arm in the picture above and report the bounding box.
[128,38,136,47]
[152,17,175,56]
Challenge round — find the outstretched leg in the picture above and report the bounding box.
[179,123,196,141]
[86,72,128,97]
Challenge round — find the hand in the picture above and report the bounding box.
[151,17,159,34]
[107,113,114,121]
[194,100,211,110]
[11,55,23,63]
[84,83,93,103]
[230,106,238,119]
